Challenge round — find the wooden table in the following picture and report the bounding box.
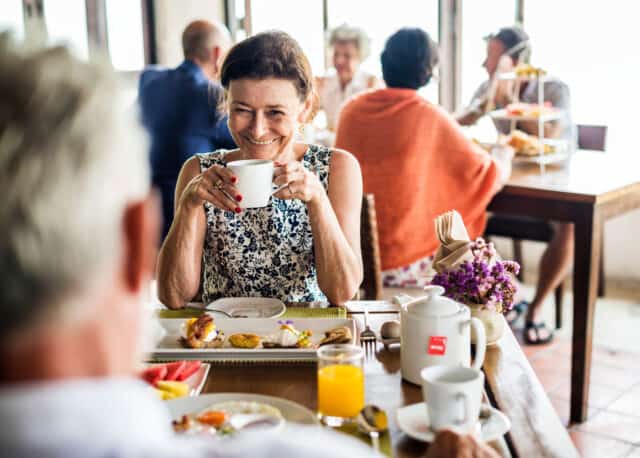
[488,151,640,423]
[201,303,578,457]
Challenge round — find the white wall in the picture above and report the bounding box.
[154,0,225,66]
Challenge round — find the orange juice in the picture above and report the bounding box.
[317,364,365,418]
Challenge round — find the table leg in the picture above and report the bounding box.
[570,209,601,423]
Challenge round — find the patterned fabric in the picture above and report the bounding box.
[198,145,331,303]
[382,254,435,288]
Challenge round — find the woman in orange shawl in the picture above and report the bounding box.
[335,28,510,287]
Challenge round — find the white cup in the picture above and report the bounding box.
[420,365,484,433]
[226,159,274,208]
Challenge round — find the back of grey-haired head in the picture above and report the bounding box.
[328,24,371,61]
[0,34,149,335]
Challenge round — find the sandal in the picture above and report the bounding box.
[524,321,554,345]
[505,301,528,326]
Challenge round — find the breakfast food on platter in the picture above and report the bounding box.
[172,401,283,436]
[262,320,313,348]
[501,130,555,156]
[505,102,557,118]
[319,326,353,345]
[514,63,546,78]
[229,333,261,349]
[179,315,225,349]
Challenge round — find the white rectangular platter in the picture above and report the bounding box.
[149,318,356,362]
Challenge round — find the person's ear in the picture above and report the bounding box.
[211,46,222,77]
[121,191,161,294]
[298,96,313,124]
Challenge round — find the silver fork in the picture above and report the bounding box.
[360,308,377,358]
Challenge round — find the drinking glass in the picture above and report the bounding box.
[317,344,365,426]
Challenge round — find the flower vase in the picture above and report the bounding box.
[468,304,504,346]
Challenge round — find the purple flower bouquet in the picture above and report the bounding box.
[431,238,520,314]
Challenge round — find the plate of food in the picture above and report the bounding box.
[500,130,571,164]
[140,361,210,400]
[489,103,563,121]
[168,392,318,438]
[149,316,356,362]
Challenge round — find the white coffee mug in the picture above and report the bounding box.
[226,159,274,208]
[421,365,484,433]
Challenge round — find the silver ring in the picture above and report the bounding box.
[214,180,224,190]
[287,183,293,195]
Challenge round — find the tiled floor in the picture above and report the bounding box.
[512,283,640,458]
[383,282,640,457]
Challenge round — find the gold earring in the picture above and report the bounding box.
[298,124,306,134]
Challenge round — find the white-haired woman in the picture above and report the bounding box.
[316,24,380,133]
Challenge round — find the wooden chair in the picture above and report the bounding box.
[360,194,383,300]
[485,124,607,329]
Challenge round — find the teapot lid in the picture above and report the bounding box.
[406,286,462,317]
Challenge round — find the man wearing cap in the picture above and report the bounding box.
[457,26,573,141]
[457,26,575,345]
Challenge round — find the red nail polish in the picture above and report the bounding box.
[235,207,242,213]
[231,176,237,183]
[235,195,243,202]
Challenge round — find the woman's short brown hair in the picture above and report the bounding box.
[220,31,317,118]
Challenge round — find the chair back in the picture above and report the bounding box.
[577,124,607,151]
[360,194,383,300]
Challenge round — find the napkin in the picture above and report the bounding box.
[432,210,474,273]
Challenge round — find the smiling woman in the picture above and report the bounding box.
[157,31,363,308]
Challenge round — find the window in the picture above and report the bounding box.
[0,1,24,40]
[523,0,639,162]
[327,0,439,102]
[460,0,517,109]
[43,0,89,59]
[250,0,325,76]
[105,0,145,70]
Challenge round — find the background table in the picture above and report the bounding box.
[488,151,640,422]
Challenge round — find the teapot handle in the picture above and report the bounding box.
[470,317,486,370]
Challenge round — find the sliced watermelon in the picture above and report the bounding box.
[176,361,202,381]
[141,365,167,386]
[165,361,187,381]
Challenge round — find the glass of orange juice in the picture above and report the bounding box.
[317,344,365,426]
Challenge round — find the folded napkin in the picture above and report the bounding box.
[432,210,474,273]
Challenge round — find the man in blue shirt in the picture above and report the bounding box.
[139,20,236,240]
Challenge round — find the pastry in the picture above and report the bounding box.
[502,130,555,156]
[514,63,546,78]
[262,320,313,348]
[179,315,225,349]
[229,333,261,349]
[319,326,352,346]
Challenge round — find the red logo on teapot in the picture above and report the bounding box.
[427,336,447,355]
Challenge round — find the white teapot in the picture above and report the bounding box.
[398,286,486,385]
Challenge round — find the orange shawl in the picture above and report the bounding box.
[335,88,499,270]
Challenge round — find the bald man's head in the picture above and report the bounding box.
[182,20,231,62]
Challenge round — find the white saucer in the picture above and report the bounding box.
[206,298,286,318]
[396,403,511,443]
